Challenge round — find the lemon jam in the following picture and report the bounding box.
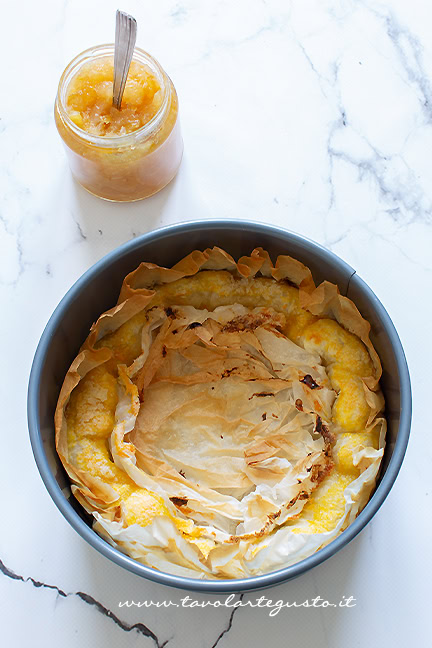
[66,59,162,136]
[55,45,183,201]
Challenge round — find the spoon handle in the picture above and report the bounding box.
[113,10,137,110]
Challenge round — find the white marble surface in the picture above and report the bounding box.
[1,0,430,645]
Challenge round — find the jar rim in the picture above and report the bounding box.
[55,44,171,147]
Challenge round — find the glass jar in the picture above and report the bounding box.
[54,45,183,201]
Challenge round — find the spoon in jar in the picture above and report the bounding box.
[112,10,137,110]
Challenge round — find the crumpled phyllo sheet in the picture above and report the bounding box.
[55,246,386,579]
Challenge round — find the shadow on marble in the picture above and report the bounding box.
[71,176,172,246]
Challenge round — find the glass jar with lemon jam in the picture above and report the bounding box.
[55,45,183,201]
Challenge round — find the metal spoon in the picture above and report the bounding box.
[112,10,137,110]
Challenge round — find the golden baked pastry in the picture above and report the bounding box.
[55,247,386,578]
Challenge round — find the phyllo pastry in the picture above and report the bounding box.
[55,247,386,578]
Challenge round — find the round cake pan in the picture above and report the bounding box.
[28,220,411,593]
